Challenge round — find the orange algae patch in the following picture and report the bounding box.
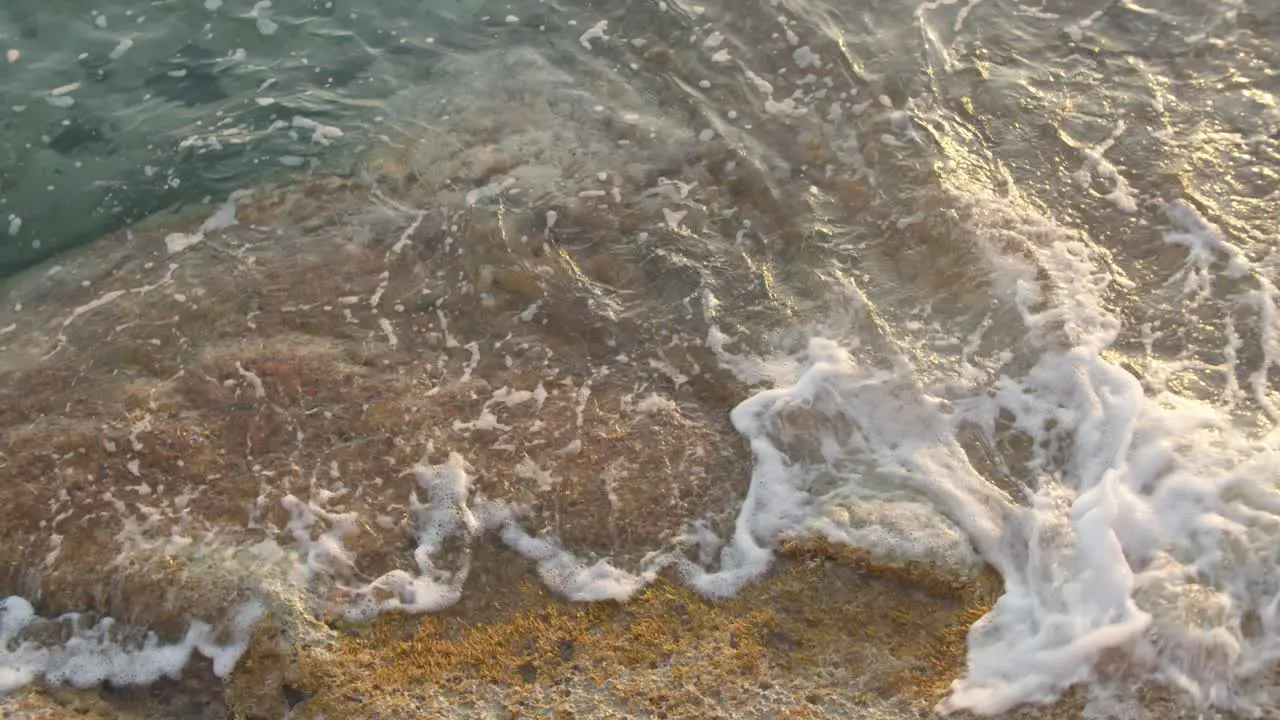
[287,578,777,718]
[279,542,1002,719]
[774,539,1002,707]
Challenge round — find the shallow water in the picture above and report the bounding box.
[1,0,1278,717]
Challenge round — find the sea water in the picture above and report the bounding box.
[1,0,1278,716]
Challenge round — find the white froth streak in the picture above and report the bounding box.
[942,351,1156,714]
[108,38,134,61]
[578,20,608,50]
[49,82,80,97]
[465,177,514,207]
[953,0,986,32]
[347,452,478,619]
[1249,280,1280,423]
[249,0,277,35]
[280,496,360,583]
[1161,199,1280,422]
[459,341,481,382]
[41,290,127,360]
[0,596,263,694]
[500,521,650,601]
[378,317,398,348]
[164,189,251,256]
[700,289,799,387]
[940,200,1280,713]
[1073,120,1138,214]
[44,191,240,358]
[369,271,390,308]
[345,452,651,621]
[387,209,426,257]
[164,233,203,254]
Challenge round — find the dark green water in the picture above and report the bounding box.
[0,0,541,274]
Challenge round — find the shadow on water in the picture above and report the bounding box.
[143,44,231,107]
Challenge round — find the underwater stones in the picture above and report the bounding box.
[577,249,647,293]
[490,265,544,304]
[143,67,228,106]
[48,115,113,156]
[454,144,520,186]
[144,45,229,107]
[310,47,375,89]
[794,130,836,166]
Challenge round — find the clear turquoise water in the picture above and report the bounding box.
[0,0,530,273]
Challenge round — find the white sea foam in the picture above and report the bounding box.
[164,232,202,254]
[675,337,996,600]
[108,39,134,61]
[1071,120,1139,213]
[291,116,343,146]
[578,20,608,50]
[164,190,249,254]
[941,348,1280,714]
[0,596,263,694]
[249,0,277,35]
[338,451,651,620]
[666,193,1280,714]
